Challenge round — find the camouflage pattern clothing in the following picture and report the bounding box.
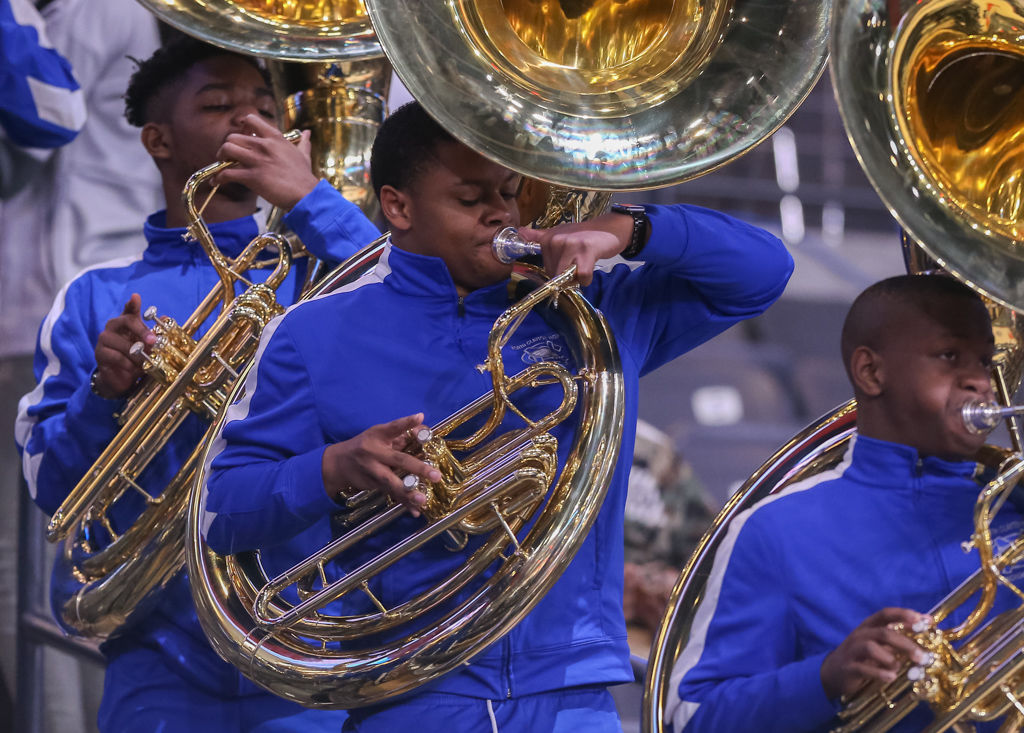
[624,420,717,569]
[622,420,717,632]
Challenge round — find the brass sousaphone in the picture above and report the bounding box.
[647,0,1024,729]
[184,0,833,710]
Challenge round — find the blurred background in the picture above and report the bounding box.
[626,76,903,509]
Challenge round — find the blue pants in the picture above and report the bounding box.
[342,687,622,732]
[97,646,348,733]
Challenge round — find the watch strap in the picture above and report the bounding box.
[611,203,649,259]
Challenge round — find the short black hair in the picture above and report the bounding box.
[123,36,268,127]
[840,274,986,374]
[370,101,457,199]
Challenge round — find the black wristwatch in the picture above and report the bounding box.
[610,203,649,259]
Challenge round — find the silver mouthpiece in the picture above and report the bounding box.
[491,227,541,264]
[961,401,1024,434]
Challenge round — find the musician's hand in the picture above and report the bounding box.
[92,293,155,399]
[518,211,634,286]
[322,413,443,517]
[214,114,319,210]
[820,607,933,701]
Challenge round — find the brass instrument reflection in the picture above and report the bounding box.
[268,58,390,220]
[460,0,727,113]
[903,41,1024,240]
[501,0,680,69]
[227,0,368,25]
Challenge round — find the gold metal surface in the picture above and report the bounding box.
[516,181,612,229]
[136,0,380,60]
[500,0,687,70]
[363,0,831,189]
[896,31,1024,243]
[227,0,367,25]
[186,253,626,707]
[269,58,391,220]
[464,0,721,114]
[45,146,303,639]
[832,0,1024,312]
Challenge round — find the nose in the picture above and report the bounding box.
[230,104,263,132]
[961,362,994,400]
[482,191,515,228]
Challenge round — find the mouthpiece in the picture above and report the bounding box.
[961,401,1024,434]
[492,227,541,264]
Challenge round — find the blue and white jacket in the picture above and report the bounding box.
[670,434,1024,733]
[14,181,378,696]
[1,0,85,148]
[202,198,794,700]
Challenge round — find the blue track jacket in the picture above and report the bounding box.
[202,198,794,702]
[14,181,378,706]
[670,434,1024,733]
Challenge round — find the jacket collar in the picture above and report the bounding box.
[846,434,979,490]
[142,210,260,266]
[381,240,515,311]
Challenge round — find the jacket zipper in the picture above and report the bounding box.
[454,296,466,352]
[460,290,510,700]
[504,635,512,698]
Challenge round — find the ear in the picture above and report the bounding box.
[849,345,884,398]
[140,122,172,162]
[378,184,412,232]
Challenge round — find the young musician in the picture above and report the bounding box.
[201,101,795,732]
[15,36,377,732]
[669,274,1024,732]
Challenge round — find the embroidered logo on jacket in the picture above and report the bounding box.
[510,333,571,368]
[993,517,1024,581]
